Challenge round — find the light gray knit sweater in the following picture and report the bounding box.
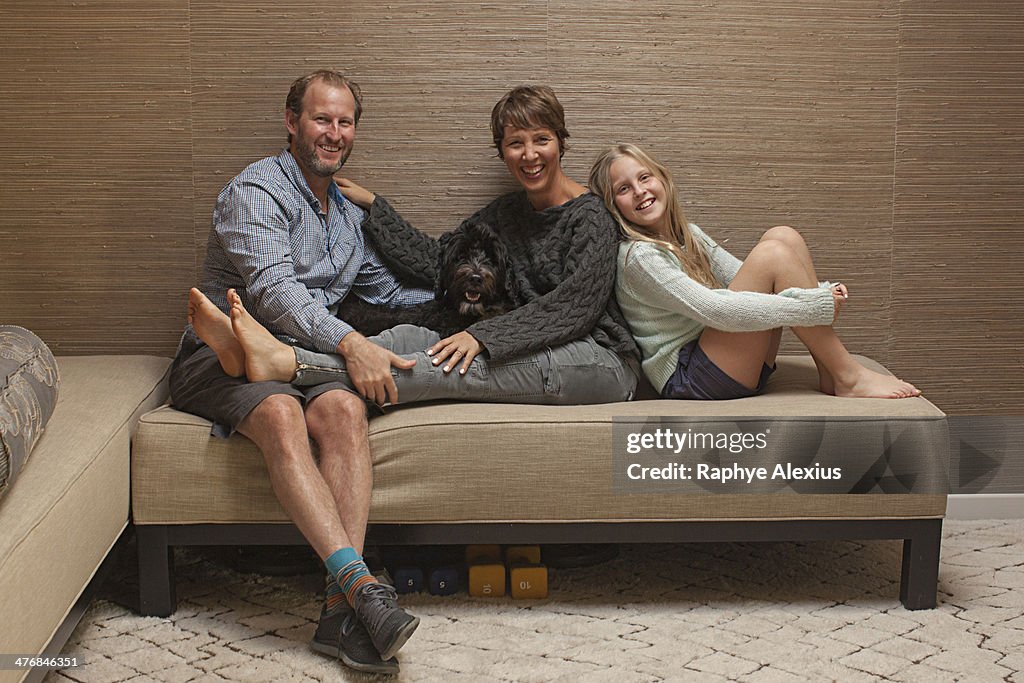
[615,225,836,392]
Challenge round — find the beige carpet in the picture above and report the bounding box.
[48,519,1024,682]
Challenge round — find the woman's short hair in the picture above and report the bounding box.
[490,85,570,158]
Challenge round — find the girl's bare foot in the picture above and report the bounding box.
[813,358,836,395]
[188,288,245,377]
[833,364,921,399]
[227,289,299,382]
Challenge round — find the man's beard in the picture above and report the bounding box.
[296,138,351,177]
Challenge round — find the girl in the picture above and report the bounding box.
[588,143,919,400]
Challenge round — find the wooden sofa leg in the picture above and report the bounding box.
[899,519,942,610]
[136,525,176,617]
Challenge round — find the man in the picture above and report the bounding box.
[169,70,427,675]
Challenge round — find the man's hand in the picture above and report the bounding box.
[338,332,416,405]
[427,331,484,375]
[335,178,376,209]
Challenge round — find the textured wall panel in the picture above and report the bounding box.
[2,1,1022,419]
[0,1,194,354]
[548,0,899,361]
[189,0,548,259]
[892,2,1024,413]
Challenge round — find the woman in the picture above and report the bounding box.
[194,85,639,405]
[587,143,919,400]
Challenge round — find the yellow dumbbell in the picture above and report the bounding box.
[505,545,541,566]
[510,564,548,599]
[465,544,503,565]
[468,563,506,597]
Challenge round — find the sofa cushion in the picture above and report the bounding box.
[0,326,60,500]
[132,355,947,526]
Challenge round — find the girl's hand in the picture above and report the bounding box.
[335,178,376,209]
[831,282,848,323]
[427,331,484,375]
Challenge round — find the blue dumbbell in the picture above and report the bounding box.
[393,567,424,594]
[428,565,461,596]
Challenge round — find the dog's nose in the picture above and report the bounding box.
[469,274,483,286]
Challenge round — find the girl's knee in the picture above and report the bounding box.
[761,225,805,249]
[748,236,797,264]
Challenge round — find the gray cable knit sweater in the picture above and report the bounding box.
[362,191,639,362]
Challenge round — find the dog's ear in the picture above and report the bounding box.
[435,230,461,298]
[480,226,520,304]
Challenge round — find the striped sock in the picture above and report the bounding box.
[324,574,347,615]
[324,547,377,607]
[337,559,378,606]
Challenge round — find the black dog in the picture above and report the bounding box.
[337,220,517,337]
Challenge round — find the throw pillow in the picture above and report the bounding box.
[0,326,60,500]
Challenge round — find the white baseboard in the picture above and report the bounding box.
[947,494,1024,520]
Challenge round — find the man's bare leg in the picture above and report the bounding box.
[226,289,300,382]
[188,288,245,377]
[236,394,355,560]
[237,392,419,661]
[304,390,373,554]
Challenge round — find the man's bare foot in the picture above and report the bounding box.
[227,289,298,382]
[833,365,921,399]
[188,288,245,377]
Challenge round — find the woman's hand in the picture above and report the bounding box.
[427,331,484,375]
[335,178,376,209]
[831,282,848,323]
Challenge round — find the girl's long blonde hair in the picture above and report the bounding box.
[589,143,719,288]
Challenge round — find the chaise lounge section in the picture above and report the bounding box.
[0,355,169,683]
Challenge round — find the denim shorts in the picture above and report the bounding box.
[661,339,775,400]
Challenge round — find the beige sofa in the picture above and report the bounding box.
[131,354,949,616]
[0,356,169,683]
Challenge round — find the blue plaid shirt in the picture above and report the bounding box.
[198,150,433,353]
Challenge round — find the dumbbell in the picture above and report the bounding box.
[505,545,541,566]
[506,546,547,599]
[466,544,505,597]
[510,564,548,599]
[428,565,462,596]
[392,566,424,594]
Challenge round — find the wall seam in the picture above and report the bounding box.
[888,0,902,367]
[186,0,198,284]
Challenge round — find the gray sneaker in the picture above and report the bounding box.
[351,582,420,660]
[311,604,399,675]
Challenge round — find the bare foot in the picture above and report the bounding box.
[227,289,298,382]
[189,288,245,377]
[813,357,836,395]
[834,365,921,399]
[819,374,836,396]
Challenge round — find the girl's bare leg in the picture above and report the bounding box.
[699,235,919,398]
[188,288,246,377]
[757,226,835,394]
